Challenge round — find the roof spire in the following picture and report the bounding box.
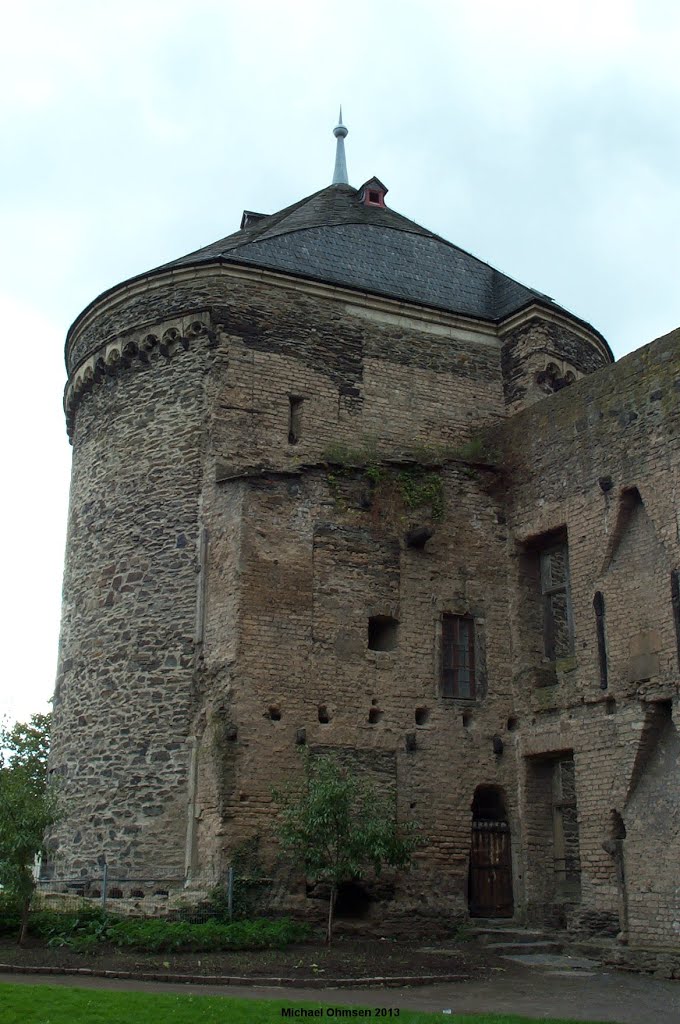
[332,106,349,185]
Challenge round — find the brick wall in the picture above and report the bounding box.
[493,327,680,945]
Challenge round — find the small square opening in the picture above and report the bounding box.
[368,615,399,651]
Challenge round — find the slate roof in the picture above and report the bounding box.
[153,183,555,322]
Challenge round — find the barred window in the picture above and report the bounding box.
[540,543,573,660]
[441,614,475,699]
[553,755,581,896]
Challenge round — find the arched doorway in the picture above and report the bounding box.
[468,785,514,918]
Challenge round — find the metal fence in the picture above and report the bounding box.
[34,867,284,922]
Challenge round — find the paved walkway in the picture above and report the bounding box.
[2,961,678,1024]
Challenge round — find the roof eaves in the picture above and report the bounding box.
[497,297,614,362]
[62,250,482,366]
[218,253,498,325]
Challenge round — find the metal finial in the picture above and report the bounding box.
[334,106,346,134]
[332,106,348,184]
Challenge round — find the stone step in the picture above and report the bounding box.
[486,940,564,955]
[474,927,549,944]
[502,952,601,972]
[470,918,521,927]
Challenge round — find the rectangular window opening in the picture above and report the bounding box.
[539,538,574,661]
[441,614,476,699]
[552,755,582,898]
[671,570,680,668]
[288,396,303,444]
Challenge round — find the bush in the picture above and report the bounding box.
[0,899,106,944]
[3,907,310,954]
[104,916,310,953]
[31,906,111,949]
[0,892,21,936]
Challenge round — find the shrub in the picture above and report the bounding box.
[104,916,310,953]
[31,907,111,949]
[0,892,21,936]
[4,908,310,954]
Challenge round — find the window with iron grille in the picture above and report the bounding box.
[441,614,475,699]
[552,755,581,896]
[540,543,573,660]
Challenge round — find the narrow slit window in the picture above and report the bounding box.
[593,591,608,689]
[288,396,303,444]
[441,614,476,699]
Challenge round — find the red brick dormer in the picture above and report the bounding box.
[359,177,388,208]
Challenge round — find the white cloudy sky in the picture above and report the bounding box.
[1,0,679,726]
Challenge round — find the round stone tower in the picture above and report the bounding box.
[49,130,612,918]
[52,303,215,878]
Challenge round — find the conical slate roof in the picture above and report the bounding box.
[153,183,554,322]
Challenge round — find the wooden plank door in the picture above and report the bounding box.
[469,819,513,917]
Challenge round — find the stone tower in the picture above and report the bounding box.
[50,123,680,947]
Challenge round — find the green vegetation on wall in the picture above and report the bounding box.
[322,435,498,530]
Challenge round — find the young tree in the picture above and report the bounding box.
[0,713,58,945]
[2,714,51,789]
[273,751,419,945]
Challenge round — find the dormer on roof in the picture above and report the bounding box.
[69,118,609,366]
[359,177,388,208]
[240,210,267,230]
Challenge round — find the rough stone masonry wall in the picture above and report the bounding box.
[67,269,503,453]
[204,281,505,467]
[493,327,680,946]
[54,260,621,927]
[500,314,611,413]
[50,336,209,879]
[56,264,510,892]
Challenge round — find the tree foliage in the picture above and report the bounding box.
[2,713,51,789]
[273,751,419,944]
[0,713,58,944]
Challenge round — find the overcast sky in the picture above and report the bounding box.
[2,0,679,726]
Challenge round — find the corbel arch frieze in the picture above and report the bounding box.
[64,313,215,439]
[533,354,582,394]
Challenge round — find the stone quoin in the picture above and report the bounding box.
[48,114,680,948]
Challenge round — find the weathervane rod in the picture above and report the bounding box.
[332,106,349,185]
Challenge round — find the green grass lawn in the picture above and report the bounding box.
[0,983,618,1024]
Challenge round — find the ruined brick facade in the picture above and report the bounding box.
[50,180,680,949]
